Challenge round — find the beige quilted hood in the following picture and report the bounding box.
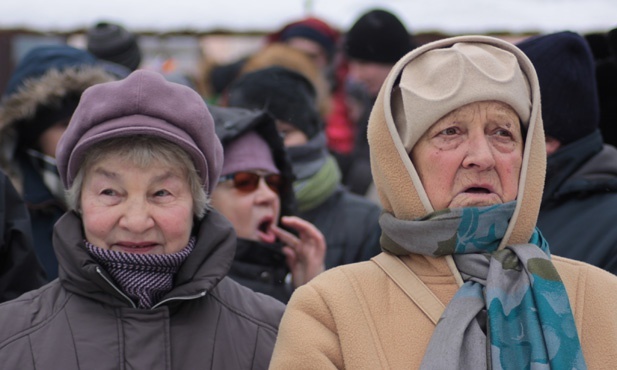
[368,35,546,250]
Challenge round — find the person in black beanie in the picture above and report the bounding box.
[225,66,382,271]
[87,21,142,73]
[518,31,617,275]
[0,45,117,280]
[344,8,414,97]
[339,8,416,197]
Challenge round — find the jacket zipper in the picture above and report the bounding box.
[151,291,207,309]
[96,266,137,308]
[95,266,207,310]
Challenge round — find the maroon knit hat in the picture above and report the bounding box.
[56,69,223,194]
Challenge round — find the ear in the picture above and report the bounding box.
[545,136,561,156]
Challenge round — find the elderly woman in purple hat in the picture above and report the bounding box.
[0,70,284,369]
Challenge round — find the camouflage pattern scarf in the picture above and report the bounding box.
[379,202,586,369]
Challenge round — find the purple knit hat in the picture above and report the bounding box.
[220,131,279,176]
[56,69,223,194]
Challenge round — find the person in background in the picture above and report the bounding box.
[0,45,116,280]
[238,43,332,119]
[87,20,142,77]
[209,105,326,303]
[588,28,617,148]
[517,31,617,275]
[225,66,381,269]
[267,17,355,157]
[340,8,416,196]
[0,70,284,369]
[269,35,617,369]
[0,169,46,302]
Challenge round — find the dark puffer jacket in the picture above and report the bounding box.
[538,130,617,275]
[0,170,46,302]
[0,210,284,369]
[209,105,297,302]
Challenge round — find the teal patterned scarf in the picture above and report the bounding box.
[379,201,586,370]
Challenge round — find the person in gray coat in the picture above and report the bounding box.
[0,70,284,369]
[518,31,617,274]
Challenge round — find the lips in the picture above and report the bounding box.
[113,242,159,254]
[462,183,495,194]
[256,216,276,244]
[464,187,491,194]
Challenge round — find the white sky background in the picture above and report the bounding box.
[1,0,617,35]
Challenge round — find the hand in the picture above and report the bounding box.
[272,216,326,288]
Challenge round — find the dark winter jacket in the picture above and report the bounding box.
[298,185,381,269]
[0,210,285,369]
[230,239,292,303]
[538,130,617,274]
[0,170,46,302]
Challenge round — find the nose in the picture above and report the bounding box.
[253,177,278,205]
[118,197,155,233]
[462,133,496,170]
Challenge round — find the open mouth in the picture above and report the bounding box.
[257,217,276,243]
[465,187,491,194]
[258,219,271,233]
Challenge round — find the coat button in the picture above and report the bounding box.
[260,271,271,281]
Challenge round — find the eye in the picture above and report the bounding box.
[153,189,172,197]
[439,127,459,136]
[494,128,514,139]
[100,188,117,196]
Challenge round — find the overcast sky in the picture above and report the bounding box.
[2,0,616,35]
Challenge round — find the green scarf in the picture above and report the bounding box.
[380,202,586,370]
[293,155,341,212]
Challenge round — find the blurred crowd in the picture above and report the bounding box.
[0,7,616,369]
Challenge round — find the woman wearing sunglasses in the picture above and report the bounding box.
[209,105,326,303]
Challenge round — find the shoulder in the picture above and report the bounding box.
[0,282,67,348]
[209,277,285,332]
[553,255,617,284]
[553,256,617,309]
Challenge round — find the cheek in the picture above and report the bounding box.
[158,206,193,238]
[211,191,253,231]
[500,155,523,197]
[81,205,117,246]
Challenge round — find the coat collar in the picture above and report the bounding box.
[53,209,237,308]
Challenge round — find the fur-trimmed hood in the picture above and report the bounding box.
[0,64,116,193]
[0,65,116,141]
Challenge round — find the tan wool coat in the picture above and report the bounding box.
[269,36,617,369]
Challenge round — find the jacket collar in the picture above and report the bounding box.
[53,209,237,308]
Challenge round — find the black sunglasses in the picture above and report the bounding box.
[218,172,282,194]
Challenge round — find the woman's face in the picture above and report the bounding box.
[211,171,281,243]
[410,101,524,210]
[80,153,194,255]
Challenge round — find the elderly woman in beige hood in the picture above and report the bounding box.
[269,36,617,369]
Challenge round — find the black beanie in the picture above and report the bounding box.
[226,67,322,139]
[87,21,141,71]
[517,31,599,146]
[344,9,413,64]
